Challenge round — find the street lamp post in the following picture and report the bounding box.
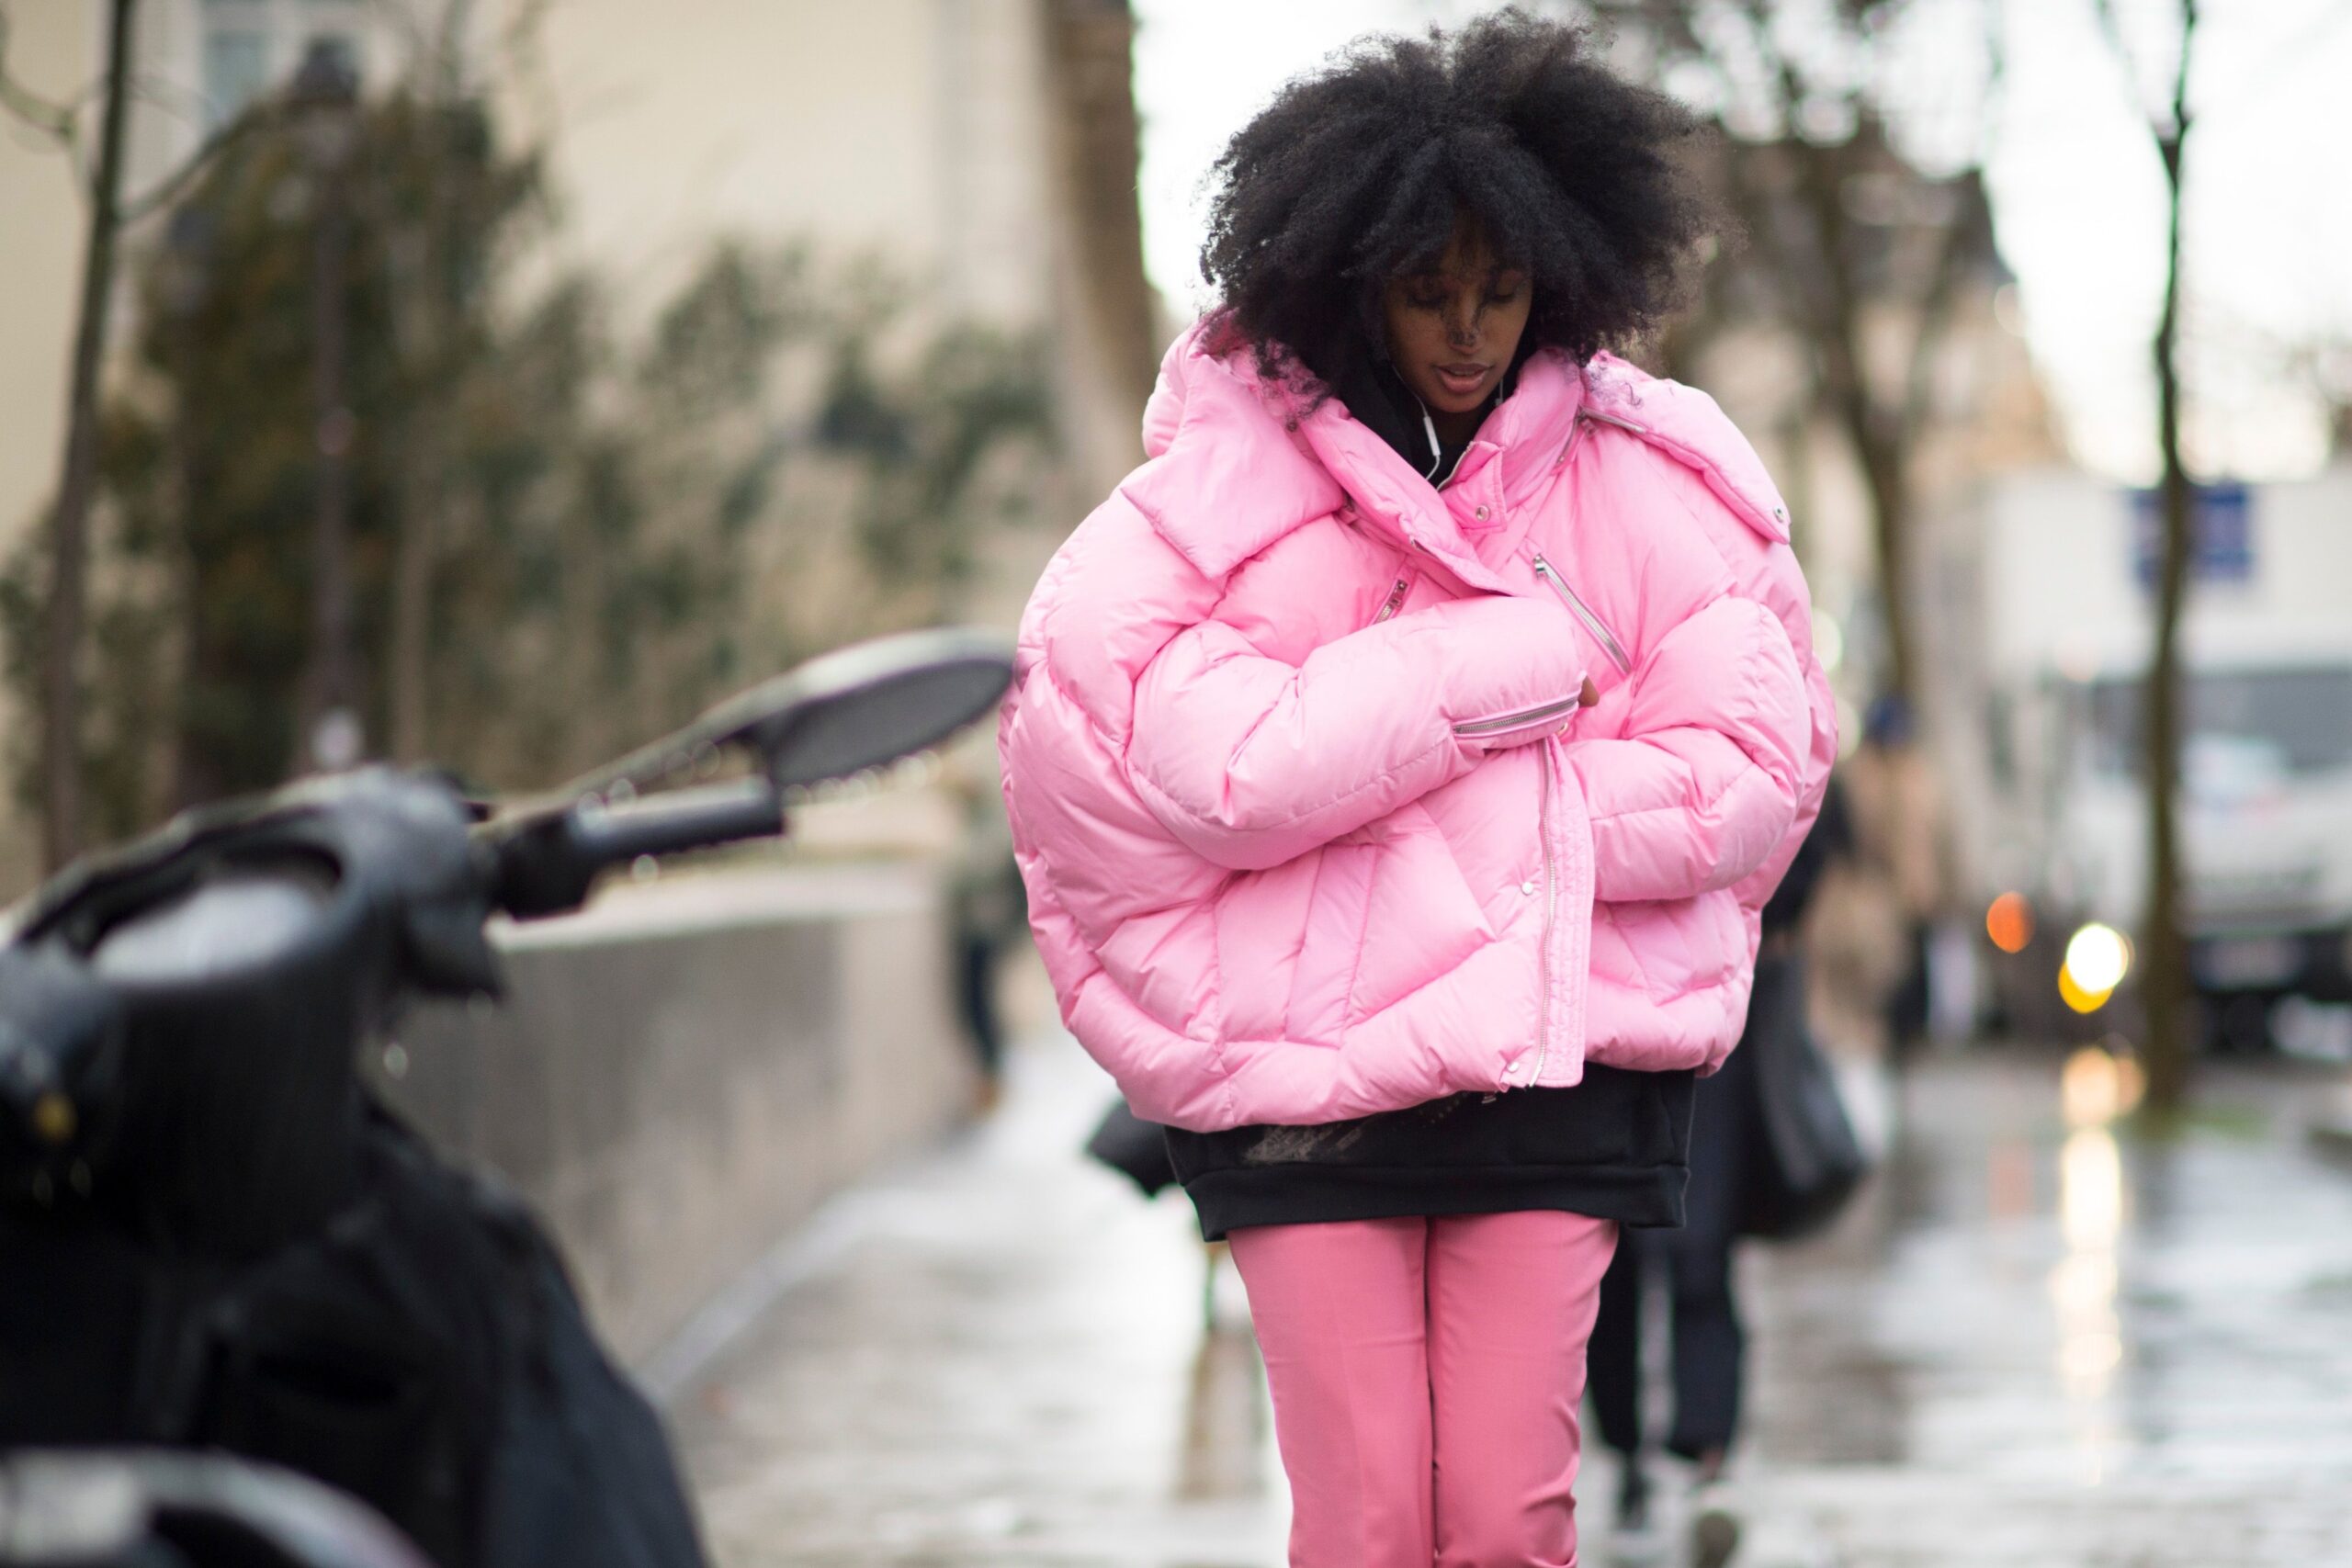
[291,39,362,773]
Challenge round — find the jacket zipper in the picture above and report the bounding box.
[1529,740,1557,1088]
[1529,553,1632,673]
[1372,574,1412,624]
[1450,692,1587,739]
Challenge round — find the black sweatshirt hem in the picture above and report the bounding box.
[1182,1160,1688,1243]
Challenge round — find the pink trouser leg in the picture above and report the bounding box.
[1228,1212,1618,1568]
[1227,1217,1435,1568]
[1428,1210,1617,1568]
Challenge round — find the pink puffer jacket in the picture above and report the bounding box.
[999,323,1837,1133]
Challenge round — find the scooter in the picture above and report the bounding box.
[0,1450,431,1568]
[0,629,1015,1568]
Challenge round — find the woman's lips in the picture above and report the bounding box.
[1434,363,1490,398]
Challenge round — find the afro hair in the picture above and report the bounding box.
[1198,8,1714,389]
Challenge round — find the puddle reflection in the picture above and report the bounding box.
[2053,1128,2124,1399]
[2052,1044,2135,1482]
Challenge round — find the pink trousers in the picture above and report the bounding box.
[1228,1211,1618,1568]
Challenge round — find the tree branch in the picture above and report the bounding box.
[2170,0,2198,141]
[1903,175,1994,434]
[0,7,80,150]
[2095,0,2194,139]
[117,105,271,226]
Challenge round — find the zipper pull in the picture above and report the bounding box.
[1528,552,1634,673]
[1373,575,1411,624]
[1554,412,1589,469]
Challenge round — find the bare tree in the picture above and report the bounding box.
[1,0,139,869]
[3,0,261,866]
[1591,0,2003,707]
[2093,0,2199,1116]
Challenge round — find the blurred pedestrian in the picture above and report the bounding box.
[1589,778,1853,1563]
[996,15,1837,1565]
[1843,694,1952,1060]
[947,776,1026,1111]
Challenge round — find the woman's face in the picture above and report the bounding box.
[1380,225,1532,423]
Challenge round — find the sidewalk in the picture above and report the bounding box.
[662,1030,2352,1567]
[662,1027,1286,1566]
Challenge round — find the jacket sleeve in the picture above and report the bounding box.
[1561,593,1812,904]
[1126,595,1590,873]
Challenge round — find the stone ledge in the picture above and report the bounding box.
[379,860,974,1363]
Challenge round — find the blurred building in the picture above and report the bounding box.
[1925,461,2352,1045]
[0,0,1155,892]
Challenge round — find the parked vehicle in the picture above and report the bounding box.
[0,630,1015,1568]
[1931,467,2352,1048]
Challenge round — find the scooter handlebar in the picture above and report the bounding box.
[488,779,786,920]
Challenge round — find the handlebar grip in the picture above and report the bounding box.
[491,780,785,920]
[570,780,785,867]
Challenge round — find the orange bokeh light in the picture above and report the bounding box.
[1986,891,2034,954]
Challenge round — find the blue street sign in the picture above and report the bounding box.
[2131,482,2253,587]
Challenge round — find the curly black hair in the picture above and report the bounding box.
[1199,9,1713,389]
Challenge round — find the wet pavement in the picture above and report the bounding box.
[1716,1051,2352,1566]
[663,1028,2352,1566]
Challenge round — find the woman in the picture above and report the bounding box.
[998,13,1836,1565]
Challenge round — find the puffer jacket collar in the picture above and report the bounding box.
[1126,322,1792,592]
[1296,349,1582,592]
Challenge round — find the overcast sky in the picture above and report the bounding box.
[1128,0,2352,483]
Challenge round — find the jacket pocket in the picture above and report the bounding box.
[1451,690,1589,741]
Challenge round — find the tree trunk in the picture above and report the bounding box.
[40,0,139,870]
[171,278,222,812]
[1043,0,1157,407]
[1777,134,1924,708]
[390,214,449,765]
[1849,408,1919,707]
[388,440,438,762]
[389,14,474,765]
[301,133,357,770]
[2140,116,2195,1117]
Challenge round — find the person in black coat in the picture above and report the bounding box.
[1588,774,1852,1551]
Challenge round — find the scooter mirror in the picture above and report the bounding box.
[726,630,1016,791]
[563,628,1015,797]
